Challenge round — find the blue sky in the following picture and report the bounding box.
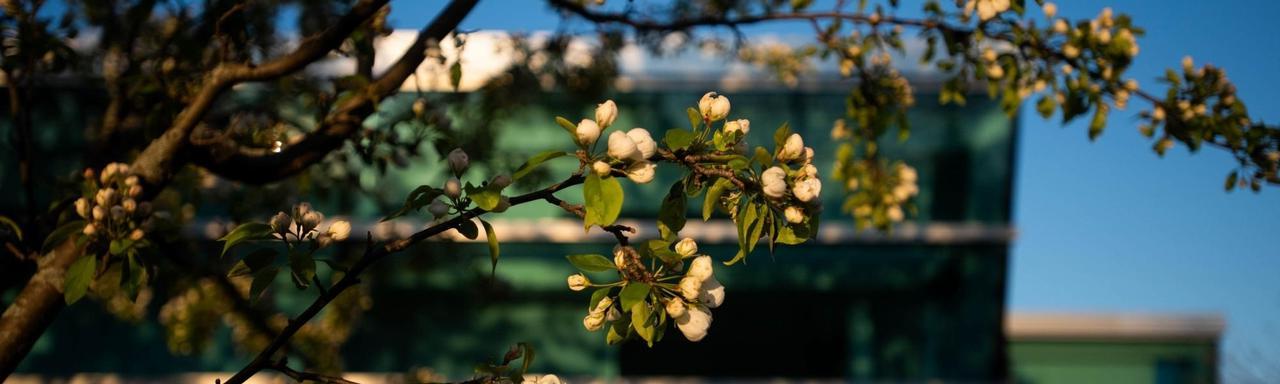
[395,1,1280,381]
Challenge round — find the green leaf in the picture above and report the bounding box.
[64,255,96,305]
[773,122,793,149]
[108,239,134,256]
[121,253,146,301]
[449,60,462,91]
[664,129,696,151]
[606,316,631,344]
[1225,171,1239,191]
[644,239,682,265]
[631,300,655,347]
[753,146,773,166]
[457,219,480,240]
[42,220,85,254]
[0,215,21,241]
[249,267,279,303]
[566,254,615,272]
[686,107,702,131]
[555,116,578,137]
[583,173,624,229]
[512,150,568,181]
[703,178,732,220]
[657,181,686,241]
[218,222,274,258]
[589,287,613,311]
[288,251,316,289]
[480,218,500,277]
[619,282,651,311]
[228,248,278,277]
[464,183,502,211]
[383,185,442,221]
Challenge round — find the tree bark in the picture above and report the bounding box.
[0,240,79,377]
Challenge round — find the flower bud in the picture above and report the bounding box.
[606,131,640,161]
[82,168,95,180]
[301,211,324,231]
[293,202,312,219]
[675,304,712,341]
[270,212,292,233]
[576,119,602,147]
[784,206,805,224]
[723,119,750,136]
[95,188,117,206]
[128,184,143,198]
[802,147,815,165]
[887,205,905,222]
[625,128,657,159]
[675,237,698,257]
[688,255,714,281]
[698,92,730,121]
[594,296,614,313]
[761,167,788,199]
[447,148,469,174]
[328,220,352,241]
[1043,2,1057,18]
[74,198,90,219]
[583,312,605,331]
[444,177,462,199]
[699,276,725,308]
[490,174,512,189]
[412,99,427,117]
[567,273,589,291]
[1053,19,1069,34]
[679,276,703,301]
[83,223,97,236]
[595,100,618,128]
[793,178,822,203]
[777,134,804,161]
[428,200,450,218]
[665,299,688,319]
[592,161,612,177]
[92,206,106,221]
[625,161,656,184]
[801,164,818,178]
[122,199,137,214]
[613,245,630,269]
[129,229,145,241]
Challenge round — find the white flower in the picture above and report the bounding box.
[328,220,351,241]
[679,276,703,301]
[625,128,657,159]
[444,177,462,199]
[606,131,641,161]
[687,255,714,281]
[592,161,612,177]
[698,92,731,121]
[777,134,804,161]
[675,304,713,342]
[784,206,805,224]
[490,174,512,189]
[792,178,822,203]
[625,161,656,184]
[583,311,605,331]
[761,167,788,199]
[675,237,698,257]
[698,275,725,308]
[447,148,469,173]
[522,374,563,384]
[74,198,90,219]
[887,205,905,222]
[801,164,818,178]
[596,100,618,128]
[576,118,601,147]
[965,0,1010,21]
[427,200,450,218]
[567,273,589,291]
[665,299,687,319]
[724,119,750,136]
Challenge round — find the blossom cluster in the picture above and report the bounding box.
[75,162,155,245]
[268,203,351,248]
[760,132,823,224]
[577,100,658,184]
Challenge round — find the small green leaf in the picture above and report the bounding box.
[249,267,279,303]
[1225,171,1239,191]
[583,173,624,229]
[555,116,578,137]
[631,301,655,346]
[657,181,686,241]
[450,60,463,91]
[457,219,480,240]
[0,215,21,241]
[121,253,146,301]
[42,220,85,254]
[703,178,732,221]
[219,222,274,258]
[383,185,442,221]
[288,251,315,289]
[664,129,696,151]
[753,146,772,166]
[606,316,631,344]
[566,254,615,272]
[686,107,702,131]
[619,282,651,311]
[773,122,793,149]
[512,150,568,181]
[464,183,502,211]
[64,255,96,305]
[229,248,278,277]
[589,287,613,311]
[480,218,500,277]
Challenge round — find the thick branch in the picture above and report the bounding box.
[188,0,480,185]
[0,240,80,378]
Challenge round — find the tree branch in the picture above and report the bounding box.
[187,0,480,185]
